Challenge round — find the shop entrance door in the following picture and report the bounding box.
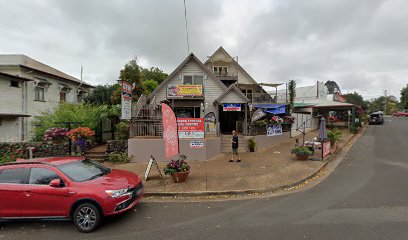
[219,105,244,134]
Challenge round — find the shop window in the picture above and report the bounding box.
[10,80,19,88]
[174,107,201,118]
[35,87,45,101]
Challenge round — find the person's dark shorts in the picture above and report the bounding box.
[231,148,239,155]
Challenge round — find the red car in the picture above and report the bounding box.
[0,157,143,233]
[393,111,408,117]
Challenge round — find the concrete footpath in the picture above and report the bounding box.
[104,130,354,197]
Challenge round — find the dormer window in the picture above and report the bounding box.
[213,66,228,76]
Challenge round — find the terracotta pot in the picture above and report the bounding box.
[296,154,309,161]
[171,171,190,183]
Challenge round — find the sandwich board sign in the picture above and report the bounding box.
[144,155,163,181]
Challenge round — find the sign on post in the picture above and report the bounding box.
[121,81,132,120]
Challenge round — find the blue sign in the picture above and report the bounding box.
[223,103,241,111]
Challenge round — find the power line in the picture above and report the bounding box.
[183,0,190,54]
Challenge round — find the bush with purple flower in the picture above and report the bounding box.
[163,155,190,175]
[43,127,68,143]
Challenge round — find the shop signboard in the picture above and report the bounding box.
[177,118,205,139]
[266,124,282,136]
[167,85,203,97]
[223,103,241,111]
[205,112,216,134]
[121,81,132,120]
[251,108,266,123]
[190,140,204,148]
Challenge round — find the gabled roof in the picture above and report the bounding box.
[205,46,259,85]
[148,53,227,99]
[214,84,249,104]
[0,54,93,87]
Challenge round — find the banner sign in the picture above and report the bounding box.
[322,141,331,158]
[223,103,241,111]
[121,81,132,120]
[190,140,204,148]
[161,103,179,159]
[177,118,205,139]
[167,85,203,97]
[251,108,266,123]
[266,124,283,136]
[205,112,216,134]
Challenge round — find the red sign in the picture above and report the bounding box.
[161,103,179,159]
[177,118,205,139]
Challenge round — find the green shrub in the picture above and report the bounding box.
[107,152,131,164]
[327,128,342,145]
[291,146,313,156]
[114,122,129,140]
[247,137,256,149]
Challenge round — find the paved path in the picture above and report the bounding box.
[2,117,408,239]
[105,130,352,195]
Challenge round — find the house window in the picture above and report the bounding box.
[77,92,84,102]
[10,80,19,88]
[183,75,204,85]
[242,89,253,101]
[35,87,45,101]
[60,91,67,102]
[183,75,193,85]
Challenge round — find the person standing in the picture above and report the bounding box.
[229,130,241,162]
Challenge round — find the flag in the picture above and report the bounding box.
[161,103,179,159]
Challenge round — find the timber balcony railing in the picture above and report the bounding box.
[248,93,278,104]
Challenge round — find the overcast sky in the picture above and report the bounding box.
[1,0,407,99]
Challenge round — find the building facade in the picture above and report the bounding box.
[0,54,93,142]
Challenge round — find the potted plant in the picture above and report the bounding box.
[327,128,342,146]
[291,146,313,160]
[163,155,190,183]
[247,137,256,152]
[43,127,68,144]
[66,127,95,154]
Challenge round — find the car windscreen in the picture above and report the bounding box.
[57,160,111,182]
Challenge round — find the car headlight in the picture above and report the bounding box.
[105,188,128,198]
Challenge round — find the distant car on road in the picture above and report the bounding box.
[393,111,408,117]
[0,157,143,233]
[368,112,384,125]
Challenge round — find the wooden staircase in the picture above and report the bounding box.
[220,135,247,153]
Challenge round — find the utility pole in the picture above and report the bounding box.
[384,90,388,114]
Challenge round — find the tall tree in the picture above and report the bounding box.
[325,80,341,94]
[368,96,399,114]
[344,92,368,109]
[141,67,168,84]
[400,84,408,109]
[288,80,296,114]
[143,79,159,95]
[84,84,119,105]
[119,57,144,97]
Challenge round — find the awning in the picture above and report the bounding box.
[250,103,287,114]
[0,113,31,117]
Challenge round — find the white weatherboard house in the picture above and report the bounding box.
[0,55,93,142]
[129,47,289,162]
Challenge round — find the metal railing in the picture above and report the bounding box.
[130,120,163,138]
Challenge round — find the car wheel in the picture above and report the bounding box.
[73,203,101,233]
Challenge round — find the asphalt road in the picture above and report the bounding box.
[1,117,408,240]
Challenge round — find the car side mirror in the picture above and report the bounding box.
[50,179,62,188]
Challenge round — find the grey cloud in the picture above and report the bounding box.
[0,0,407,98]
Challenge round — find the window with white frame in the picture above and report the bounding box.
[183,75,204,85]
